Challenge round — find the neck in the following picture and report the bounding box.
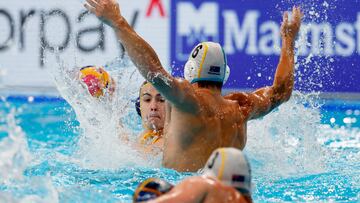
[193,83,222,95]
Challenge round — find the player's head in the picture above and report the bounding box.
[135,82,166,130]
[184,42,230,89]
[133,178,173,202]
[202,148,251,196]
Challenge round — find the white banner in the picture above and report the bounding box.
[0,0,169,88]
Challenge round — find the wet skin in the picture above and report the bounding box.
[84,0,302,171]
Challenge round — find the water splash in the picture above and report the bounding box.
[246,91,327,178]
[50,54,161,170]
[0,108,31,184]
[0,104,59,202]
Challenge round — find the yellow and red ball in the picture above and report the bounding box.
[79,66,115,97]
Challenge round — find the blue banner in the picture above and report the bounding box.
[170,0,360,92]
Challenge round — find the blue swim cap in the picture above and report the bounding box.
[133,178,173,202]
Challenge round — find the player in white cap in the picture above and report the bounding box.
[84,0,302,171]
[133,148,252,203]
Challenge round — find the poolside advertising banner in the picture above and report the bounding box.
[0,0,359,93]
[170,0,360,93]
[0,0,169,88]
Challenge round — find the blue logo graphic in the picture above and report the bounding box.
[209,66,221,75]
[171,0,360,92]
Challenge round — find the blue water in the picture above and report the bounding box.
[0,95,359,202]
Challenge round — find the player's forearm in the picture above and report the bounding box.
[113,17,169,81]
[272,37,295,101]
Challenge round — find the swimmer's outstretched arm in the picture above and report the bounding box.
[225,6,302,120]
[84,0,199,113]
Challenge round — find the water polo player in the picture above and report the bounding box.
[85,1,302,171]
[133,148,252,203]
[133,178,173,202]
[79,66,166,152]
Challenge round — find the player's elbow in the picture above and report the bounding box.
[282,84,293,102]
[272,83,293,103]
[282,91,292,102]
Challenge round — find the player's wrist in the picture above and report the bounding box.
[282,37,295,46]
[113,16,127,31]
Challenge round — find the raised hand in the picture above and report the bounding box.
[84,0,122,28]
[281,6,302,40]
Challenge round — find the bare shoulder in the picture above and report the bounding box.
[168,78,200,113]
[162,177,209,199]
[224,92,249,99]
[179,176,213,189]
[223,91,259,120]
[224,92,252,107]
[173,78,195,93]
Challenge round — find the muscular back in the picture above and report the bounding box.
[163,88,247,172]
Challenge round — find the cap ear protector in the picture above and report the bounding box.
[135,97,141,117]
[224,65,230,84]
[135,82,150,117]
[184,60,197,83]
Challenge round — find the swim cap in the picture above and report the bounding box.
[79,66,115,98]
[202,148,251,195]
[135,97,141,116]
[184,42,230,84]
[133,178,173,202]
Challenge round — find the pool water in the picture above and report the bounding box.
[0,94,359,202]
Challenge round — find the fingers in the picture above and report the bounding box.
[84,2,95,13]
[84,0,99,13]
[86,0,99,8]
[292,6,302,26]
[283,11,288,24]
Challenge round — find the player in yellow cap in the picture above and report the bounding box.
[79,67,166,153]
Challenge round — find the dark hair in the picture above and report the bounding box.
[197,81,223,89]
[135,81,149,117]
[140,81,149,91]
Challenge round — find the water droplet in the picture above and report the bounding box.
[345,110,353,115]
[354,110,360,116]
[27,96,34,103]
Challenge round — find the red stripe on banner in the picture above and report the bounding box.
[146,0,165,17]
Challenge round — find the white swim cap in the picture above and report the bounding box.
[184,42,230,84]
[202,148,251,195]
